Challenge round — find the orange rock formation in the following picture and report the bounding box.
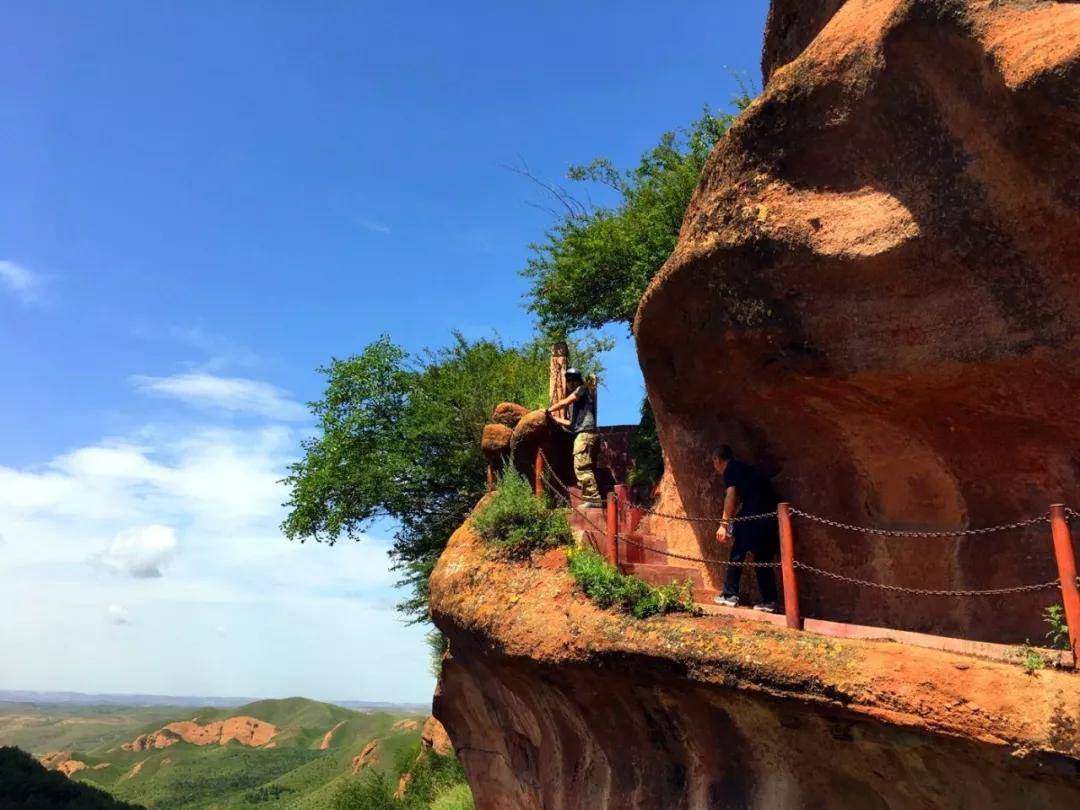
[633,0,1080,643]
[352,739,379,773]
[320,720,346,750]
[421,715,451,756]
[430,519,1080,808]
[121,715,277,751]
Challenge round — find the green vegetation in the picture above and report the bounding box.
[1012,605,1072,673]
[472,468,572,558]
[566,547,697,619]
[282,333,606,622]
[1016,644,1050,675]
[0,703,185,755]
[522,106,743,336]
[0,746,143,809]
[1044,604,1070,651]
[0,698,450,810]
[518,103,752,490]
[428,784,473,810]
[627,399,663,493]
[333,741,470,810]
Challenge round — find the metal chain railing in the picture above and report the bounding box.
[635,506,778,524]
[537,460,774,568]
[617,533,780,568]
[792,561,1060,596]
[788,507,1049,538]
[529,449,1074,596]
[618,494,1053,536]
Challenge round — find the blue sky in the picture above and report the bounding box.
[0,1,769,703]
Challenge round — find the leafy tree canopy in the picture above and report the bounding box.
[282,332,608,621]
[522,105,744,336]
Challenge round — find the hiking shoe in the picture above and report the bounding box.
[752,602,779,613]
[713,595,738,607]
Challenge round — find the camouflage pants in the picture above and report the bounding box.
[573,431,600,503]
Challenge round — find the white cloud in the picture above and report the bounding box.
[107,604,130,625]
[132,373,308,422]
[0,368,435,701]
[98,524,177,578]
[0,260,40,302]
[358,218,391,234]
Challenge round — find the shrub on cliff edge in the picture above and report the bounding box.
[567,547,696,619]
[472,467,571,558]
[282,333,605,622]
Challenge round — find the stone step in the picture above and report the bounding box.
[619,532,669,565]
[566,505,606,534]
[621,563,705,589]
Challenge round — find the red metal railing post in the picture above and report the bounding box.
[1049,504,1080,664]
[778,503,802,630]
[606,492,618,567]
[534,450,544,499]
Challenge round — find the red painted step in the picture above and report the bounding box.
[620,532,669,565]
[621,562,705,589]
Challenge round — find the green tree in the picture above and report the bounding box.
[282,333,607,621]
[522,105,743,336]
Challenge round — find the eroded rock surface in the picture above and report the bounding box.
[634,0,1080,642]
[421,715,452,756]
[121,715,276,750]
[430,519,1080,809]
[352,739,379,773]
[38,751,87,776]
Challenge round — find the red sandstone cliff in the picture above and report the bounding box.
[431,2,1080,807]
[634,0,1080,642]
[430,521,1080,809]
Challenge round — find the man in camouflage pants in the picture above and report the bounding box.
[546,368,600,506]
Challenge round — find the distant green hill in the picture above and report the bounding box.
[0,697,469,810]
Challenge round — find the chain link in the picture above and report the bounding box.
[788,507,1049,538]
[793,561,1060,596]
[529,450,1074,595]
[536,449,1057,536]
[617,533,781,568]
[634,506,778,524]
[537,459,775,568]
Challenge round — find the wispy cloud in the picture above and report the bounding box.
[358,218,391,234]
[107,604,130,625]
[0,260,41,302]
[132,372,308,422]
[171,326,264,371]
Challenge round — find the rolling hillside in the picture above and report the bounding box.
[0,697,461,809]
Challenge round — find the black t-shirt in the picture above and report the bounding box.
[569,385,597,434]
[722,459,777,515]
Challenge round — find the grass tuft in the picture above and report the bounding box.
[472,467,571,558]
[567,547,697,619]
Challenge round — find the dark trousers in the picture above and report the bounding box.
[722,522,779,603]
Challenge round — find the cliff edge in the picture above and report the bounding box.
[430,522,1080,808]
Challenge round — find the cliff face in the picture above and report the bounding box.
[430,523,1080,809]
[634,0,1080,642]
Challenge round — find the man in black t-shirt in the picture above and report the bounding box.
[711,445,779,611]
